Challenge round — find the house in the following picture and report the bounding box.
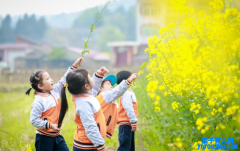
[137,0,161,44]
[107,0,161,67]
[107,41,148,67]
[16,35,40,46]
[0,44,29,72]
[66,47,110,68]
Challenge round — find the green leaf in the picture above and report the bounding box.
[84,40,88,48]
[183,116,192,121]
[182,109,191,115]
[93,26,98,29]
[90,24,94,32]
[81,50,90,56]
[140,60,148,70]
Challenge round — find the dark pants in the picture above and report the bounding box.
[35,134,69,151]
[73,146,97,151]
[118,125,135,151]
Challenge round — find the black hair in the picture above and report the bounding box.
[116,70,132,85]
[25,71,44,95]
[58,69,89,128]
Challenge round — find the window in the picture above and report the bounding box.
[140,3,160,16]
[141,24,160,37]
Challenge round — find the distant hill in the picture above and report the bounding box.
[3,0,136,29]
[0,16,2,26]
[111,0,136,11]
[45,11,82,28]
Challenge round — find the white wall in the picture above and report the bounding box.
[8,50,26,72]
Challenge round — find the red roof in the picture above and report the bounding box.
[66,47,109,61]
[0,43,28,50]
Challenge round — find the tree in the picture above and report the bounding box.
[15,14,47,41]
[0,15,15,43]
[36,17,47,39]
[73,7,103,29]
[97,25,125,52]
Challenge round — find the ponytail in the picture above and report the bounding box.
[58,87,68,128]
[25,88,32,95]
[57,69,89,127]
[26,71,44,95]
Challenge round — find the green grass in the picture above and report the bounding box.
[0,78,149,151]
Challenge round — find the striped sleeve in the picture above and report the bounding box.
[131,122,137,129]
[97,145,105,151]
[125,78,132,85]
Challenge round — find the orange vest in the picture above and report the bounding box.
[35,93,61,137]
[72,95,106,150]
[96,94,118,139]
[118,90,138,126]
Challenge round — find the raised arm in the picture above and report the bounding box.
[53,58,83,94]
[90,67,109,96]
[90,73,103,96]
[101,80,130,103]
[102,73,137,103]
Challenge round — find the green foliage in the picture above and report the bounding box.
[0,80,146,151]
[97,25,125,51]
[47,47,66,60]
[15,14,47,41]
[0,15,15,43]
[81,50,89,56]
[73,7,103,29]
[81,1,110,57]
[102,6,136,41]
[72,5,136,52]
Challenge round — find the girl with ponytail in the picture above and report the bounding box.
[27,57,83,151]
[59,66,109,151]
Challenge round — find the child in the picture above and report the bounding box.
[59,67,109,151]
[96,73,137,139]
[116,71,139,151]
[26,57,83,151]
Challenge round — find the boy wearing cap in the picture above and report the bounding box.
[117,71,139,151]
[96,73,137,139]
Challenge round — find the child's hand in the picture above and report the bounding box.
[131,127,137,132]
[97,66,109,76]
[51,124,62,131]
[131,123,137,132]
[73,57,84,67]
[128,73,137,82]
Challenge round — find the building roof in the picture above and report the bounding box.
[0,43,28,50]
[16,35,40,45]
[107,41,141,47]
[66,47,109,61]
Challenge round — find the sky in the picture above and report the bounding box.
[0,0,111,16]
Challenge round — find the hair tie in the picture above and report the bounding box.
[63,83,69,87]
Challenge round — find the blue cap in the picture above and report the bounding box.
[103,74,117,86]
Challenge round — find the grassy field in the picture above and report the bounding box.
[0,76,149,151]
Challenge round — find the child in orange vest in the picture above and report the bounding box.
[59,67,109,151]
[96,73,137,139]
[27,57,83,151]
[116,71,139,151]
